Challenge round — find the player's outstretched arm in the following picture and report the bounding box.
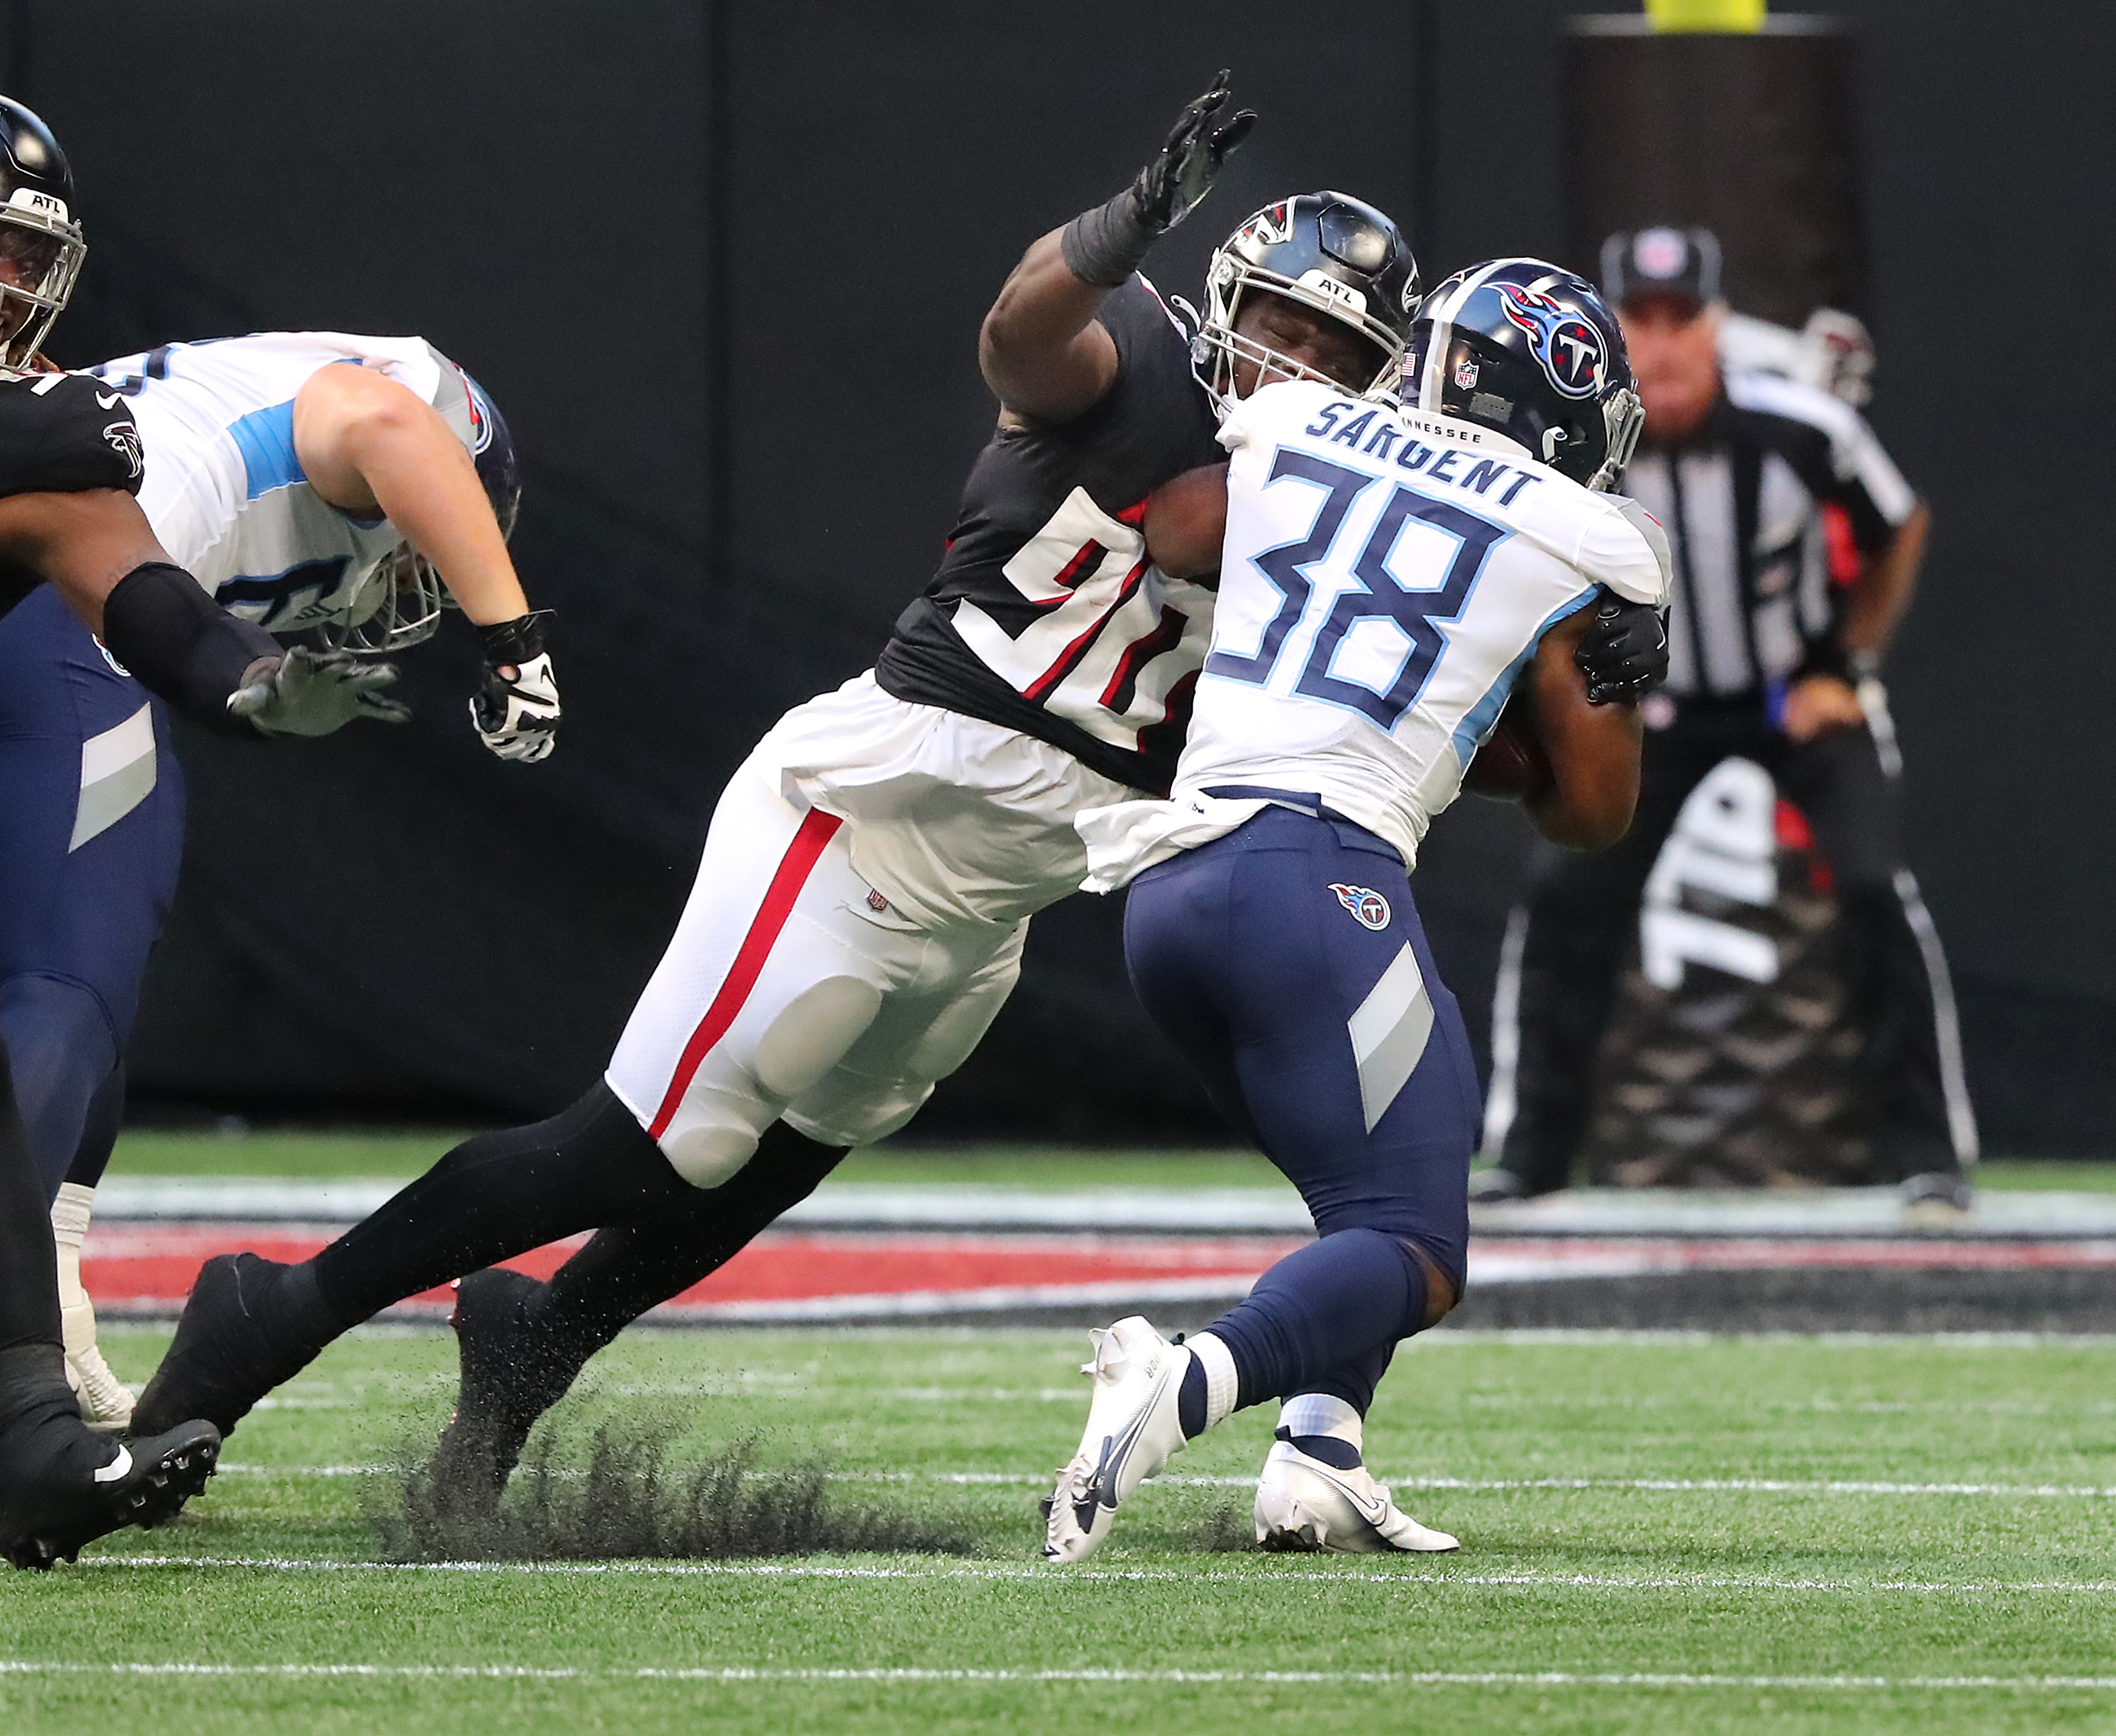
[0,487,407,736]
[980,72,1255,424]
[1142,461,1229,584]
[295,364,559,762]
[1519,606,1644,851]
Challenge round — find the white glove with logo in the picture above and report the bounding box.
[228,646,409,736]
[471,611,562,763]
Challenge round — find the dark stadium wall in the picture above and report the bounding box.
[4,0,2111,1145]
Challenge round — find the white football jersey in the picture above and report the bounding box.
[1078,380,1670,888]
[86,332,483,635]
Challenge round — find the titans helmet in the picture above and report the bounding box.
[0,97,85,370]
[1195,191,1419,415]
[1402,259,1643,492]
[326,365,522,654]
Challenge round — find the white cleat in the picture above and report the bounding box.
[1040,1317,1191,1563]
[1253,1437,1459,1555]
[53,1183,133,1434]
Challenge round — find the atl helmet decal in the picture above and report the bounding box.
[1330,883,1392,930]
[1494,281,1607,400]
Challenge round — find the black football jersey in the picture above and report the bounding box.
[0,368,146,618]
[875,276,1225,795]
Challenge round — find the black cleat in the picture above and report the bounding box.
[132,1253,330,1441]
[426,1267,584,1518]
[1,1406,220,1570]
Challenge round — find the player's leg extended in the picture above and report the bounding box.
[1042,808,1474,1562]
[133,760,906,1441]
[435,910,1030,1505]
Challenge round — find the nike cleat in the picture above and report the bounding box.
[1253,1436,1459,1554]
[1,1408,220,1571]
[131,1253,328,1440]
[1040,1317,1191,1564]
[426,1267,579,1519]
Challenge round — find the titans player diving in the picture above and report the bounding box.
[1043,260,1670,1559]
[0,95,409,1568]
[29,326,553,1432]
[131,80,1655,1526]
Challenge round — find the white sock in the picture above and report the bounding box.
[1278,1392,1363,1459]
[1187,1330,1239,1432]
[50,1183,96,1361]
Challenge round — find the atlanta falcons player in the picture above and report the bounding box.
[0,94,401,1568]
[132,80,1658,1513]
[1044,260,1668,1560]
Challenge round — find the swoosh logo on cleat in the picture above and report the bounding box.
[91,1445,133,1485]
[1309,1463,1391,1527]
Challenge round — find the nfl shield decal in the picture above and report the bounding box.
[1330,882,1392,930]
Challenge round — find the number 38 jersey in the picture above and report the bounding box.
[874,276,1224,796]
[1080,380,1669,888]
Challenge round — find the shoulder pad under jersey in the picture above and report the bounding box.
[0,369,146,501]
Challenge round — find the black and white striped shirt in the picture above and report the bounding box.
[1622,371,1915,700]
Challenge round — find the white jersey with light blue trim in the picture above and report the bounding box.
[1077,381,1669,889]
[85,332,480,635]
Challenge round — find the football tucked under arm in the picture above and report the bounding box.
[1462,697,1553,801]
[1143,461,1231,584]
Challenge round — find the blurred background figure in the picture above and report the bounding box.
[1474,226,1974,1210]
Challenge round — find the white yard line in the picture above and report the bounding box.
[73,1556,2116,1595]
[208,1463,2116,1500]
[4,1658,2115,1691]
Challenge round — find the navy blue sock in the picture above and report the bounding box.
[1279,1426,1363,1470]
[1201,1228,1427,1410]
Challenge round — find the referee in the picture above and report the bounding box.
[1477,228,1976,1209]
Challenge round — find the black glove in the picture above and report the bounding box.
[470,610,562,763]
[227,646,410,736]
[1575,593,1669,706]
[1060,72,1257,287]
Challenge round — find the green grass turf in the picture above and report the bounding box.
[102,1128,2116,1193]
[5,1325,2115,1733]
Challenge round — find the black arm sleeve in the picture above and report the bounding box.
[100,562,280,734]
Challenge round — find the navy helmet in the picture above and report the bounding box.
[1401,258,1643,492]
[326,362,522,654]
[1195,191,1419,414]
[0,96,85,369]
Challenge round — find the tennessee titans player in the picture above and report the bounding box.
[1043,260,1669,1560]
[25,333,549,1430]
[0,94,406,1568]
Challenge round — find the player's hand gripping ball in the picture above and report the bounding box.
[1462,697,1552,801]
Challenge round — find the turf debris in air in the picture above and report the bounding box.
[378,1415,974,1561]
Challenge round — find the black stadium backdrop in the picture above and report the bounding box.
[2,0,2109,1148]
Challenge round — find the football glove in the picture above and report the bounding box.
[471,610,561,763]
[1576,594,1669,706]
[227,647,409,736]
[1061,72,1257,286]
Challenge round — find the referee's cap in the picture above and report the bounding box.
[1600,226,1722,315]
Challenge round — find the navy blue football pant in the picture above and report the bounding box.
[0,585,183,1204]
[1124,803,1478,1416]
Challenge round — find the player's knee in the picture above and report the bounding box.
[1399,1237,1463,1332]
[659,1119,763,1189]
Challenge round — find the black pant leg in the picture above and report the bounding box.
[1498,718,1727,1191]
[1774,724,1968,1179]
[0,1040,62,1357]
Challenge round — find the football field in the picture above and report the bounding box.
[7,1318,2116,1733]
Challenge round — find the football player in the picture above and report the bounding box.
[131,81,1656,1507]
[1042,260,1669,1559]
[0,95,401,1568]
[32,329,550,1431]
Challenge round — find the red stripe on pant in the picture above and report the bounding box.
[648,807,845,1140]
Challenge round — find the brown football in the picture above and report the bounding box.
[1462,697,1553,801]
